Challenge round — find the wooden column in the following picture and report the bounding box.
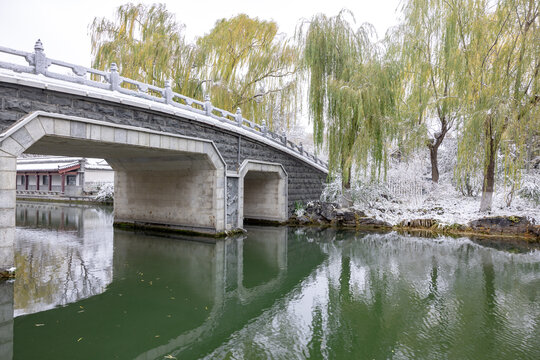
[61,174,65,193]
[48,174,52,191]
[25,175,28,190]
[36,174,40,191]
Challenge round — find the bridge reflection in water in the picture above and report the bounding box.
[9,202,326,360]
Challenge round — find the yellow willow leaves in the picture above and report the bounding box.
[452,0,539,210]
[197,14,299,129]
[299,11,400,184]
[90,5,299,129]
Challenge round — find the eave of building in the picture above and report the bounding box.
[17,170,78,175]
[58,164,81,174]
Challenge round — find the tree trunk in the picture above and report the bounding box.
[342,175,351,192]
[429,143,440,183]
[339,163,353,207]
[427,117,448,183]
[479,137,496,212]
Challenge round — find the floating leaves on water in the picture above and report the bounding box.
[35,323,45,327]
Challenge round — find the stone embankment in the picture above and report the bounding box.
[288,201,540,242]
[288,202,391,229]
[398,215,540,240]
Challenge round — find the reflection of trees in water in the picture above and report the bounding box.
[319,234,540,359]
[14,203,113,316]
[206,231,540,360]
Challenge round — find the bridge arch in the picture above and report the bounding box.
[238,160,288,228]
[0,112,227,242]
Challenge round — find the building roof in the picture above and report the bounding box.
[85,158,112,170]
[16,157,112,172]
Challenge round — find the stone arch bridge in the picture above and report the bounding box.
[0,41,328,274]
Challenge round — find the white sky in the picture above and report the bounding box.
[0,0,402,67]
[0,0,402,132]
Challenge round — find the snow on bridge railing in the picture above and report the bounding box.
[0,40,328,170]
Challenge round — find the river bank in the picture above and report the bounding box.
[288,201,540,243]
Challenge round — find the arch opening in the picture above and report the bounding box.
[238,161,288,228]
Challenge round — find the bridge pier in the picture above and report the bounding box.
[0,282,13,360]
[0,152,15,276]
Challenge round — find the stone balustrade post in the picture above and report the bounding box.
[282,132,287,145]
[109,63,120,91]
[205,95,213,116]
[236,107,243,126]
[33,39,49,75]
[164,80,173,104]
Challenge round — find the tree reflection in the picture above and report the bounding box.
[14,202,113,316]
[207,231,540,360]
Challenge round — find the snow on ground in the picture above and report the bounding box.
[320,143,540,227]
[358,181,539,226]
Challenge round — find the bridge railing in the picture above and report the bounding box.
[0,40,328,169]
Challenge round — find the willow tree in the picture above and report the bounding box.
[90,3,201,97]
[300,12,400,195]
[196,14,299,128]
[454,0,539,211]
[400,0,463,183]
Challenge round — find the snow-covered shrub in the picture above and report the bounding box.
[518,172,540,205]
[350,180,392,208]
[95,183,114,203]
[379,152,431,207]
[294,201,305,217]
[320,176,342,203]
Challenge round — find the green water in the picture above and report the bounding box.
[6,202,540,359]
